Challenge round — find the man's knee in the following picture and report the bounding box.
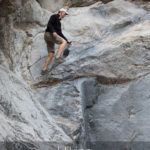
[48,47,54,54]
[48,51,54,57]
[62,39,67,46]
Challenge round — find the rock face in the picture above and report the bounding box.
[85,74,150,150]
[0,66,72,150]
[0,0,150,149]
[37,0,65,12]
[37,0,102,12]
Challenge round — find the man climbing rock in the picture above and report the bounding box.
[41,8,71,75]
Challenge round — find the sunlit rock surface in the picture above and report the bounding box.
[0,0,150,149]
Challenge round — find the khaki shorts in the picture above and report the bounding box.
[44,32,64,53]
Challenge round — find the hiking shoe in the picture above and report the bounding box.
[41,69,48,75]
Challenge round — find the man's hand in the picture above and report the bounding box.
[67,41,72,45]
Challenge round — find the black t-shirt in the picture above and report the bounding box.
[45,14,68,42]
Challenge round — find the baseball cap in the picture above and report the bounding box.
[59,8,69,15]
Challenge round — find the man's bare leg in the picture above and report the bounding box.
[42,51,54,71]
[56,40,67,60]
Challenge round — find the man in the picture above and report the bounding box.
[41,8,71,75]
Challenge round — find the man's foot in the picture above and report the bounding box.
[55,57,63,64]
[58,58,64,64]
[41,69,48,75]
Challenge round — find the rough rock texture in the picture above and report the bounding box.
[85,74,150,150]
[0,0,150,149]
[37,0,102,12]
[0,66,72,150]
[37,0,65,12]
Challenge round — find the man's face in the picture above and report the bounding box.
[59,11,67,19]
